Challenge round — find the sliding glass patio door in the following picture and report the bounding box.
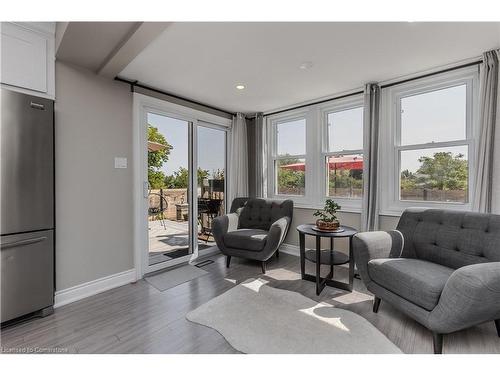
[140,110,228,275]
[145,112,195,273]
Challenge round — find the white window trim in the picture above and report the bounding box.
[266,109,312,206]
[319,96,364,212]
[265,95,365,213]
[379,66,479,216]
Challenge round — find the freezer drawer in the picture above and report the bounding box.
[1,230,54,323]
[1,89,54,235]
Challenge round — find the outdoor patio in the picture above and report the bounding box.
[148,219,216,265]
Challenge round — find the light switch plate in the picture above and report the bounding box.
[114,157,127,169]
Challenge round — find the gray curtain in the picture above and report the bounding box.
[361,83,381,232]
[228,113,249,204]
[473,50,499,213]
[254,113,268,198]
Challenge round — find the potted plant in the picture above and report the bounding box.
[313,199,341,231]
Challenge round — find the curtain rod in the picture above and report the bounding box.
[380,59,482,89]
[264,90,364,117]
[114,76,237,117]
[262,58,483,118]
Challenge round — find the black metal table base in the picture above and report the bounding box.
[302,272,353,295]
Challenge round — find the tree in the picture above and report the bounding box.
[329,169,363,189]
[400,169,417,191]
[400,152,468,195]
[212,168,224,180]
[415,152,468,191]
[165,167,210,188]
[277,156,305,194]
[148,125,173,189]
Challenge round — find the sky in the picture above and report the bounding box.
[147,113,225,177]
[277,118,306,155]
[328,106,363,151]
[400,84,467,172]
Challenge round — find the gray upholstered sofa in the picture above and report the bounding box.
[353,208,500,354]
[212,197,293,273]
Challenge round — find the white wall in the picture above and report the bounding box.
[284,208,399,253]
[55,61,133,291]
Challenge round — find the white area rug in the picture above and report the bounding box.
[186,278,401,354]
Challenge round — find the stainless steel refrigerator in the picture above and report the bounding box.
[1,89,55,323]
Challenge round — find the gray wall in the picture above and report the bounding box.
[55,61,134,291]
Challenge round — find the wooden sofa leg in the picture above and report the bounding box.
[261,261,267,274]
[495,319,500,337]
[226,256,231,268]
[432,332,443,354]
[373,297,381,313]
[276,249,279,259]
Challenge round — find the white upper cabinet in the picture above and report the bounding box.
[1,22,55,98]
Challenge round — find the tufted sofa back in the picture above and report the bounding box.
[397,208,500,269]
[230,197,293,231]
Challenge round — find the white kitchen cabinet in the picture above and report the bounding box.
[1,22,55,99]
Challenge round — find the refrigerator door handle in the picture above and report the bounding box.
[30,101,45,110]
[1,236,47,250]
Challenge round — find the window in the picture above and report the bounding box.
[272,118,306,196]
[265,67,478,214]
[380,67,477,215]
[266,96,365,210]
[324,106,364,199]
[399,85,469,203]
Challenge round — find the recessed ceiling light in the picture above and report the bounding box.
[299,61,313,70]
[236,84,245,90]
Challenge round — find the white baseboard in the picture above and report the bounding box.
[279,243,300,257]
[54,269,136,308]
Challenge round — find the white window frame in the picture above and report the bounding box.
[266,109,311,205]
[319,96,364,212]
[266,95,365,211]
[379,66,479,216]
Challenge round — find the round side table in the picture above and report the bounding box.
[297,224,358,295]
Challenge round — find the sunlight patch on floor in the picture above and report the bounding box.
[299,303,350,332]
[332,290,373,305]
[241,278,269,292]
[263,268,301,281]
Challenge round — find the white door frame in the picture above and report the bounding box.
[133,93,231,279]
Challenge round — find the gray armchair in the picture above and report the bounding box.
[212,197,293,273]
[353,208,500,354]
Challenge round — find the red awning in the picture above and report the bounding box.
[280,155,363,171]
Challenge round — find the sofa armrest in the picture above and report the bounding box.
[212,213,239,252]
[262,217,291,257]
[428,262,500,333]
[352,230,404,286]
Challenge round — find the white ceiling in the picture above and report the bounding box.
[120,22,500,114]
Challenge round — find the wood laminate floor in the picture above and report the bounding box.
[1,252,499,354]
